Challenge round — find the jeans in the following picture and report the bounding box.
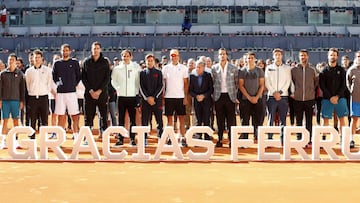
[267,96,288,139]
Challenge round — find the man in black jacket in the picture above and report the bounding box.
[139,54,164,144]
[82,41,110,140]
[319,48,349,138]
[189,60,213,140]
[0,53,25,149]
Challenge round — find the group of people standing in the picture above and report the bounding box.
[0,43,359,149]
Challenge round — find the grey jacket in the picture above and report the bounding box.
[291,63,317,101]
[212,62,238,103]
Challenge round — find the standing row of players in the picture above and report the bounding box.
[0,42,359,149]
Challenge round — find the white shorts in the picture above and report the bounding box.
[55,92,80,115]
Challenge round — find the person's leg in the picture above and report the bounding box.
[333,112,338,131]
[141,102,151,140]
[164,98,174,127]
[27,97,38,138]
[224,94,236,146]
[108,101,117,126]
[70,114,79,132]
[50,99,57,126]
[277,97,289,143]
[351,116,358,148]
[288,96,295,125]
[84,95,96,128]
[335,98,349,136]
[240,100,251,139]
[252,100,264,140]
[127,97,137,144]
[177,98,187,138]
[215,96,225,145]
[117,97,126,128]
[154,104,164,138]
[9,100,20,128]
[97,98,108,136]
[277,97,289,127]
[184,95,192,129]
[202,101,212,140]
[1,101,11,137]
[316,97,322,125]
[293,100,304,140]
[304,100,315,141]
[55,94,67,129]
[266,97,277,139]
[115,97,127,144]
[2,119,9,135]
[67,112,72,130]
[39,96,49,127]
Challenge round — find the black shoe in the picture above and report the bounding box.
[29,134,35,139]
[167,139,172,145]
[350,140,355,149]
[238,134,248,139]
[180,138,188,147]
[130,140,136,147]
[113,140,123,148]
[216,141,223,147]
[322,135,326,140]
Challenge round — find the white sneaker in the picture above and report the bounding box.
[14,140,22,149]
[3,139,21,149]
[2,138,7,149]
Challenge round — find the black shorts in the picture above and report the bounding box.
[164,98,186,116]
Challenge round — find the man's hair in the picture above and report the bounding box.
[33,49,43,57]
[8,53,17,60]
[328,48,339,56]
[17,57,24,65]
[145,53,154,60]
[218,48,228,55]
[299,49,308,55]
[92,41,101,48]
[272,48,283,54]
[121,49,132,57]
[247,51,256,58]
[61,43,71,50]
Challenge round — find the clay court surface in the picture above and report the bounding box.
[1,116,360,202]
[1,161,360,203]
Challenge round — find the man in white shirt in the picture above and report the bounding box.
[162,49,189,147]
[265,48,293,140]
[25,50,53,139]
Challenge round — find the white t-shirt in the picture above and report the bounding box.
[1,8,6,16]
[162,63,188,98]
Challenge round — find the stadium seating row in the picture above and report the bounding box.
[5,4,360,26]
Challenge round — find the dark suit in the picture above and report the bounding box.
[189,72,214,138]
